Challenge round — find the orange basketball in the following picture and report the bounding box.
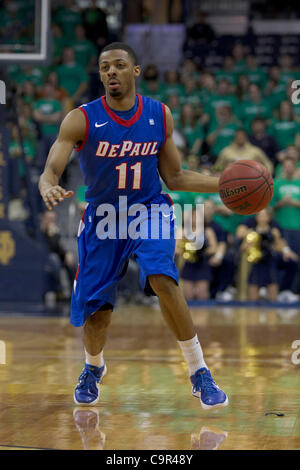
[218,160,274,215]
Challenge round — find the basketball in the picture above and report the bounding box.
[218,160,274,215]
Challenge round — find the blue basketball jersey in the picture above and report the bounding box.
[75,94,167,209]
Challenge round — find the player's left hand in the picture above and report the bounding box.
[42,185,74,210]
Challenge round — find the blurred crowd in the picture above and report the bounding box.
[2,2,300,304]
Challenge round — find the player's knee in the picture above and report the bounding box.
[86,308,112,331]
[148,274,177,298]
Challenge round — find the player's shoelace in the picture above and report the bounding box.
[77,368,100,389]
[192,370,220,394]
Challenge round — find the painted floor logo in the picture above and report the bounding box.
[0,80,5,104]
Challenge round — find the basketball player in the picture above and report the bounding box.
[39,42,228,410]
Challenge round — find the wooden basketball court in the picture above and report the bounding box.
[0,304,299,450]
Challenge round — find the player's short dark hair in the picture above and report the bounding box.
[99,42,138,65]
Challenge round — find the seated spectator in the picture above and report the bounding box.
[81,0,109,48]
[53,0,82,42]
[203,78,239,125]
[54,47,89,106]
[183,10,215,65]
[237,83,273,133]
[244,54,268,90]
[215,56,238,91]
[275,145,300,178]
[236,208,298,302]
[198,72,216,106]
[264,66,287,111]
[278,54,297,86]
[33,82,63,168]
[206,105,241,162]
[232,42,247,74]
[215,129,273,173]
[138,64,166,102]
[181,75,202,107]
[165,93,181,129]
[179,103,204,156]
[46,71,71,115]
[51,23,64,66]
[268,100,300,150]
[8,124,36,197]
[41,210,77,302]
[272,156,300,252]
[236,74,250,102]
[18,100,38,152]
[163,70,184,101]
[185,10,215,46]
[70,24,98,72]
[181,58,200,83]
[19,80,37,107]
[249,117,280,170]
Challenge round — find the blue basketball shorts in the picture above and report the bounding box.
[70,193,179,326]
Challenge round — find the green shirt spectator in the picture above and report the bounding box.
[138,80,166,102]
[182,123,204,155]
[55,48,88,100]
[70,24,98,69]
[272,178,300,230]
[237,83,273,133]
[204,91,238,124]
[232,60,247,74]
[165,94,182,129]
[33,98,62,136]
[179,103,204,155]
[215,56,238,87]
[53,2,82,41]
[245,67,267,89]
[206,105,241,157]
[268,118,300,150]
[238,99,273,133]
[163,71,185,101]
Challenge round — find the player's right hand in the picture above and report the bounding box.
[42,185,74,211]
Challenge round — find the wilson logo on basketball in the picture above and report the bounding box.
[219,185,248,199]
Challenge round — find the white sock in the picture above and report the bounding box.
[178,334,207,376]
[84,348,105,369]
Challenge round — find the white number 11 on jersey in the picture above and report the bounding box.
[115,162,142,190]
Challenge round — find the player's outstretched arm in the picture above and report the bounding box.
[39,109,86,210]
[158,106,219,193]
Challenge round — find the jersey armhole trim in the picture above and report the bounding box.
[162,103,167,145]
[74,107,89,152]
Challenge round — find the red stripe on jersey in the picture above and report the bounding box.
[101,94,143,127]
[165,193,174,206]
[162,103,167,145]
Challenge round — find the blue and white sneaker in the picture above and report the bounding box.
[190,368,228,410]
[74,363,107,406]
